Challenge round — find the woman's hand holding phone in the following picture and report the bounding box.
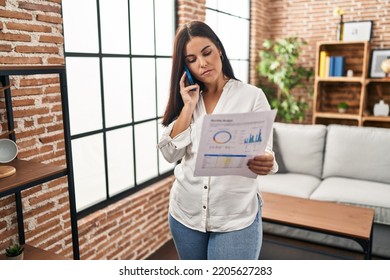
[170,68,200,138]
[179,68,199,109]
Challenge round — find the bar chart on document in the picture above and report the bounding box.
[194,110,276,177]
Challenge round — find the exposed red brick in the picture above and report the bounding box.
[0,32,31,42]
[47,57,64,65]
[19,77,59,87]
[0,9,33,20]
[15,45,59,54]
[18,2,61,14]
[39,34,63,44]
[0,56,42,64]
[36,14,62,24]
[6,22,52,33]
[0,44,12,52]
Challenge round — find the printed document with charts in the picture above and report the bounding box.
[194,109,277,178]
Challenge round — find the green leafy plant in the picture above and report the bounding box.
[337,102,348,113]
[258,37,314,122]
[5,243,24,257]
[338,102,348,109]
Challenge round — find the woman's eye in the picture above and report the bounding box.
[203,51,211,56]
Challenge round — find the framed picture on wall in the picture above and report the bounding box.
[342,21,373,42]
[370,49,390,78]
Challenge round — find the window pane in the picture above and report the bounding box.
[99,0,129,54]
[212,13,249,60]
[206,9,218,29]
[132,58,156,121]
[102,58,132,127]
[130,0,155,55]
[231,60,249,83]
[62,0,99,53]
[206,0,218,9]
[134,121,158,184]
[66,57,103,135]
[156,58,172,117]
[72,134,106,211]
[107,127,134,196]
[155,0,175,55]
[63,0,175,212]
[217,0,250,18]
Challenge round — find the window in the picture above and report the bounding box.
[206,0,250,82]
[62,0,176,213]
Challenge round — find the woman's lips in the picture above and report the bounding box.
[201,69,212,76]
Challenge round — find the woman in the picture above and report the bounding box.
[158,21,278,260]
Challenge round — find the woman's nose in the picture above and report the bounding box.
[199,57,207,67]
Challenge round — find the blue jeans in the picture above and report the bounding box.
[168,203,262,260]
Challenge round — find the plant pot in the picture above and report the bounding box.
[6,251,24,260]
[338,108,347,113]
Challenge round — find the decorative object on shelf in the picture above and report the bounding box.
[337,102,348,113]
[347,69,354,77]
[258,37,314,123]
[0,139,18,163]
[0,166,16,179]
[373,100,389,116]
[333,7,345,41]
[381,56,390,78]
[4,243,24,260]
[370,49,390,78]
[342,21,373,42]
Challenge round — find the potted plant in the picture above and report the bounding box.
[257,37,314,123]
[5,243,24,260]
[337,102,348,113]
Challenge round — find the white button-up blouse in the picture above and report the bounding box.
[158,79,278,232]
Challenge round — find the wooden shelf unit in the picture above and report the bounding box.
[313,41,390,127]
[0,65,80,260]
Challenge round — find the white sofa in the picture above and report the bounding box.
[259,123,390,259]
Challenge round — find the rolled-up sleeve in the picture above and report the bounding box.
[157,121,193,163]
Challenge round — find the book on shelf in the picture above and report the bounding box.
[324,56,330,77]
[333,56,345,77]
[329,56,335,76]
[326,56,345,77]
[319,51,328,77]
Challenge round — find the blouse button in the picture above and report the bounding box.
[203,205,206,209]
[204,186,207,189]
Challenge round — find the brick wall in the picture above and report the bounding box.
[177,0,206,26]
[1,0,389,260]
[0,0,71,256]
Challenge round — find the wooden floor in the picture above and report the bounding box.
[147,233,385,260]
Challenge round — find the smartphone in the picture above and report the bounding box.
[184,65,195,85]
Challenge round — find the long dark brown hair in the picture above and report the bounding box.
[161,21,237,126]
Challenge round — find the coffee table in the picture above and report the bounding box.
[261,192,375,259]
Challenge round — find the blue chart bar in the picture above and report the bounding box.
[244,129,262,144]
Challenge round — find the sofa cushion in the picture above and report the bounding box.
[273,122,327,178]
[310,177,390,225]
[258,173,322,199]
[323,125,390,184]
